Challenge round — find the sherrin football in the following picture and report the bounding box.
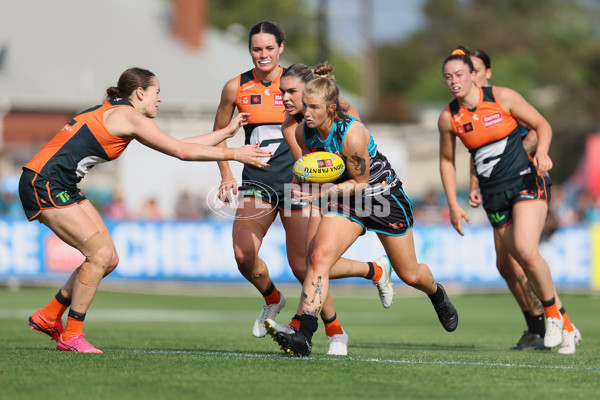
[292,151,345,183]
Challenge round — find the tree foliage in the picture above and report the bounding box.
[375,0,600,181]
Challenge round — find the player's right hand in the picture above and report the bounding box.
[468,189,482,208]
[218,176,238,203]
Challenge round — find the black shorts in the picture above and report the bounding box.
[482,171,549,228]
[313,183,414,236]
[19,168,88,221]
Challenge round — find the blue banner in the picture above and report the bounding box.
[0,217,592,287]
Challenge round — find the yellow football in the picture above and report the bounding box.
[292,151,346,183]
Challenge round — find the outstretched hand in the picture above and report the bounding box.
[235,144,271,168]
[225,113,251,137]
[449,204,471,236]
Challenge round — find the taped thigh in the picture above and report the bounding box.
[100,230,115,249]
[232,218,268,239]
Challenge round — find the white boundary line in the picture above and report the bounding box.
[107,349,600,371]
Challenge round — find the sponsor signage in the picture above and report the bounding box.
[0,218,594,287]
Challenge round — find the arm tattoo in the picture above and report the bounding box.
[351,152,366,177]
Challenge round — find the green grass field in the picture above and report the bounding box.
[1,283,598,400]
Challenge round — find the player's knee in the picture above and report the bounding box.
[396,264,422,287]
[515,246,539,267]
[104,250,119,276]
[89,245,116,272]
[399,272,419,287]
[307,246,332,275]
[77,233,115,276]
[233,246,256,270]
[77,244,113,287]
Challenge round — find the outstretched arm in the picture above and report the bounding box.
[106,107,271,166]
[182,113,251,146]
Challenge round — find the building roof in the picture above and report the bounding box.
[0,0,256,116]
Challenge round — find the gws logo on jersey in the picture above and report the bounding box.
[241,95,262,105]
[273,93,283,107]
[456,122,473,135]
[483,112,504,128]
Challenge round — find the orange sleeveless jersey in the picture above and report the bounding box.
[24,99,134,189]
[235,66,285,127]
[234,67,294,192]
[448,86,518,150]
[447,86,531,192]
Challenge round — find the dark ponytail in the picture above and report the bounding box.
[106,67,155,100]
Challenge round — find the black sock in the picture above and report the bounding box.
[364,262,375,280]
[530,313,545,337]
[427,284,444,305]
[56,290,71,306]
[298,315,318,342]
[321,313,337,325]
[540,297,555,308]
[67,309,86,321]
[523,310,532,330]
[260,282,275,297]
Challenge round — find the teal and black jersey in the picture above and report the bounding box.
[302,115,401,193]
[302,115,413,235]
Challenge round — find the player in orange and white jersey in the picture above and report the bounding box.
[463,46,581,351]
[22,67,270,353]
[438,49,578,354]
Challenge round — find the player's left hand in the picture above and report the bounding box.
[533,152,552,174]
